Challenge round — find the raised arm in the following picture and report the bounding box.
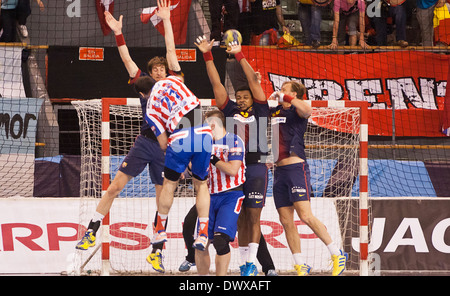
[104,11,139,78]
[226,42,267,102]
[269,88,312,119]
[157,0,182,74]
[194,35,228,107]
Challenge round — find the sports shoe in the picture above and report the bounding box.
[294,263,312,276]
[179,260,196,272]
[75,230,96,250]
[311,40,321,49]
[192,234,208,251]
[152,230,167,245]
[239,264,246,276]
[266,269,278,276]
[146,250,165,273]
[242,262,258,276]
[331,250,348,276]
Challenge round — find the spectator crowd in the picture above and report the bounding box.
[211,0,450,48]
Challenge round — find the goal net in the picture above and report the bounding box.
[71,98,369,275]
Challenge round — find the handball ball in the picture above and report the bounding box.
[223,29,242,47]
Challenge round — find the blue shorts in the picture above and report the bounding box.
[208,190,245,240]
[119,135,165,185]
[273,162,311,209]
[243,163,268,208]
[164,124,213,180]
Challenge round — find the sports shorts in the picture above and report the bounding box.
[273,162,311,209]
[207,189,245,240]
[119,135,165,185]
[164,124,213,181]
[243,163,268,208]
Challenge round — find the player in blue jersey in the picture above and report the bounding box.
[190,36,276,276]
[75,1,178,273]
[195,109,246,276]
[269,80,347,276]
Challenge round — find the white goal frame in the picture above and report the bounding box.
[79,97,370,276]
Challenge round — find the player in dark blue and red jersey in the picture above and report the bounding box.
[75,1,178,273]
[191,36,276,276]
[269,80,347,276]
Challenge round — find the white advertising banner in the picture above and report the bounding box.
[0,198,342,274]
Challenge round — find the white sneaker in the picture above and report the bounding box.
[192,234,208,251]
[19,25,28,38]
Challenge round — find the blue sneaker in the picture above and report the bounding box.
[239,264,245,276]
[242,262,258,276]
[179,260,196,272]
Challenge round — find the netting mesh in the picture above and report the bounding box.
[1,0,450,275]
[71,99,364,274]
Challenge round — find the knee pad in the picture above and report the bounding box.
[164,166,181,182]
[213,232,230,256]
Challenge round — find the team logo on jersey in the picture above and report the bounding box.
[122,162,128,168]
[271,109,281,117]
[271,117,286,125]
[240,111,249,118]
[233,113,255,123]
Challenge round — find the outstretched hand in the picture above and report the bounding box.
[194,35,215,53]
[104,11,123,34]
[156,0,171,21]
[226,41,242,55]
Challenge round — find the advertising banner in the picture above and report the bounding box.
[0,98,44,197]
[242,47,448,137]
[1,198,449,274]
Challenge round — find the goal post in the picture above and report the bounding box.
[72,97,370,276]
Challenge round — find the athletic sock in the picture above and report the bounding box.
[155,213,168,233]
[327,242,341,256]
[87,212,104,236]
[198,217,209,237]
[239,246,249,266]
[247,242,259,264]
[293,253,307,266]
[152,212,167,253]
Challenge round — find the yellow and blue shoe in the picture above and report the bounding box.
[294,263,312,276]
[146,250,165,273]
[242,262,258,276]
[331,250,348,276]
[239,265,246,276]
[75,230,96,250]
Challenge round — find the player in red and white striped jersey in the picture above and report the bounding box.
[195,109,246,276]
[209,134,246,194]
[143,0,213,255]
[145,75,200,137]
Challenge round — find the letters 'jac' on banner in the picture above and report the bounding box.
[242,47,449,137]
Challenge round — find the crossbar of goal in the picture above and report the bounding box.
[99,97,370,276]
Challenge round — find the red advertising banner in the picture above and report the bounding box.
[241,47,449,137]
